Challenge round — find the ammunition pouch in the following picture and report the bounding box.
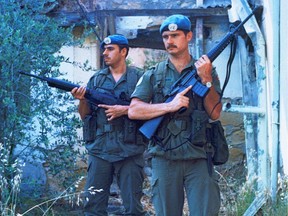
[209,120,229,165]
[92,117,140,144]
[167,119,187,136]
[96,124,122,134]
[123,117,138,144]
[83,114,97,142]
[190,110,209,146]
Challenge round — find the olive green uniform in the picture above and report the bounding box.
[131,58,221,216]
[83,67,146,216]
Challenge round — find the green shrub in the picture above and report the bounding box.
[0,0,86,214]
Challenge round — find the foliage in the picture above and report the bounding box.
[16,176,90,216]
[233,176,288,216]
[259,176,288,215]
[0,143,24,215]
[0,0,85,214]
[216,164,288,216]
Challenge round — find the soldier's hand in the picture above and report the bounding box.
[195,55,213,84]
[71,86,86,100]
[98,104,128,121]
[168,85,192,112]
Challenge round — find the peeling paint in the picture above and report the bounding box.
[244,119,254,134]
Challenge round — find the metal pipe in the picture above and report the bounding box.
[223,103,266,115]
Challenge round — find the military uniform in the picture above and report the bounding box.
[83,66,146,216]
[131,59,221,216]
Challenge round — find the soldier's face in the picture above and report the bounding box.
[162,30,192,55]
[102,44,122,66]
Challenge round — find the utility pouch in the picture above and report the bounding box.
[167,119,183,136]
[190,110,208,146]
[123,117,137,144]
[210,121,229,165]
[83,114,97,142]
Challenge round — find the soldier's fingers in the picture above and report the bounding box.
[98,104,109,109]
[71,87,78,94]
[179,85,192,96]
[78,86,86,93]
[201,55,211,63]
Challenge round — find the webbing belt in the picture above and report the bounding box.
[96,124,123,135]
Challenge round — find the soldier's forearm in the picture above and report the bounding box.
[78,99,92,120]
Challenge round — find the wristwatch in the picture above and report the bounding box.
[205,81,212,88]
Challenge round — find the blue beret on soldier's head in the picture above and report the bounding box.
[100,34,129,49]
[159,14,191,34]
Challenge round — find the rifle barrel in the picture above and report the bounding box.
[19,71,130,106]
[19,71,80,92]
[208,8,257,62]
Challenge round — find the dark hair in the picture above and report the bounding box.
[182,30,191,35]
[118,44,130,57]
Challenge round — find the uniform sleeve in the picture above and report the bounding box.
[87,72,98,90]
[86,72,98,110]
[87,78,93,90]
[130,69,154,103]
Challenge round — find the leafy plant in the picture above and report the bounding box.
[0,0,86,214]
[0,143,24,215]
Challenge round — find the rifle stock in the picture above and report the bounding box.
[19,72,130,106]
[139,8,257,139]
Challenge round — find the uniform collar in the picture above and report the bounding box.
[166,55,195,71]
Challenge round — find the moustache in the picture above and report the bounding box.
[166,45,177,49]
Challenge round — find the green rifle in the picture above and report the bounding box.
[19,72,130,106]
[139,7,258,139]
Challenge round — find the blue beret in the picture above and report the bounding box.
[100,34,129,49]
[160,14,191,34]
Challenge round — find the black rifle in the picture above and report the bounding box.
[139,8,257,139]
[19,72,130,106]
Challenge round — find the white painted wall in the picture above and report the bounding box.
[59,37,100,85]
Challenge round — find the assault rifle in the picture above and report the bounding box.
[19,72,130,106]
[139,8,258,139]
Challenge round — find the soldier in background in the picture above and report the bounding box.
[71,34,146,216]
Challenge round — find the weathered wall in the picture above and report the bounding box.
[55,0,231,11]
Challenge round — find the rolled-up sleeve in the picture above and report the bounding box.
[130,70,154,103]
